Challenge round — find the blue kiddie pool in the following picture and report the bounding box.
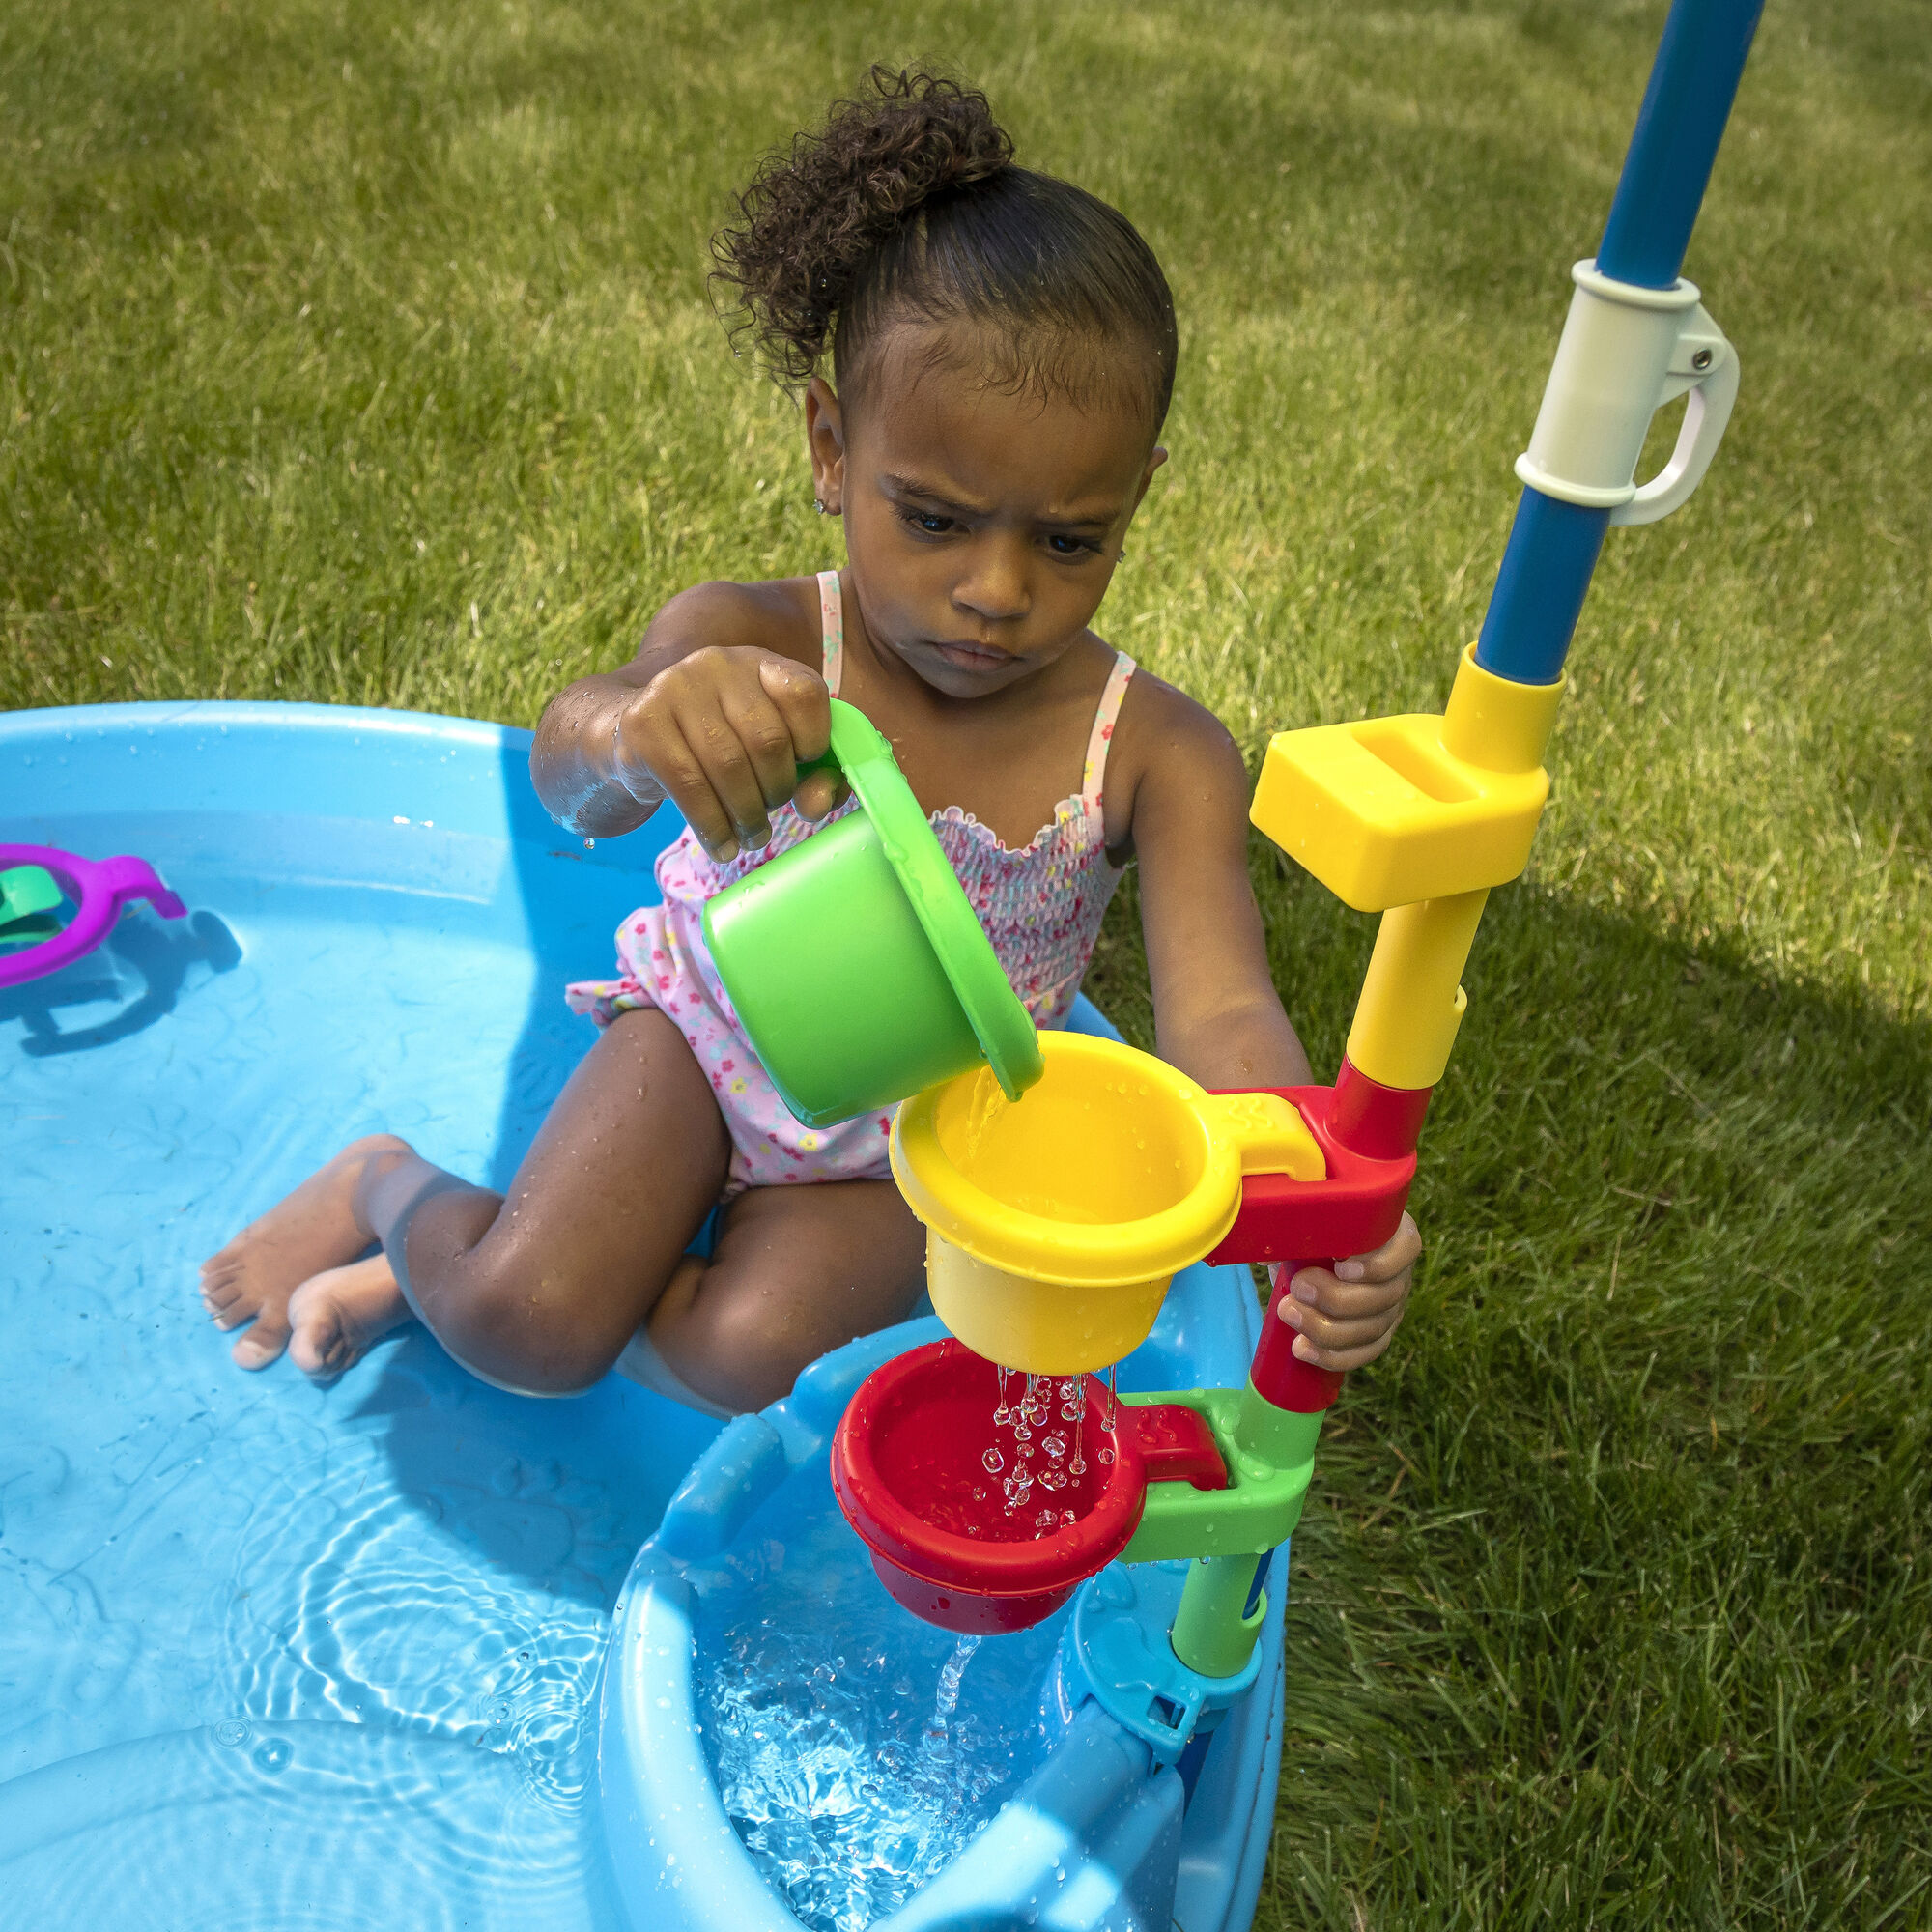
[0,701,1286,1930]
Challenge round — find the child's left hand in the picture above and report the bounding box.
[1274,1212,1420,1372]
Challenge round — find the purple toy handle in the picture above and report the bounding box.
[0,842,187,990]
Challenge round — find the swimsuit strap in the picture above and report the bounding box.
[1081,652,1137,812]
[817,569,844,696]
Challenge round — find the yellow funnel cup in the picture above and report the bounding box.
[890,1032,1323,1375]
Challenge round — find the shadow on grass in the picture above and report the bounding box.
[1091,858,1931,1930]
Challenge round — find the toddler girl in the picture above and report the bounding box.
[201,70,1419,1415]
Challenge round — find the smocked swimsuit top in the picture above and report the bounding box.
[751,570,1137,1023]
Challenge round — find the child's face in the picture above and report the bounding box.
[805,324,1165,698]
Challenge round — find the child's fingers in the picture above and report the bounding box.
[792,767,846,822]
[633,714,741,860]
[756,657,844,819]
[1290,1315,1406,1373]
[1276,1282,1407,1368]
[1332,1211,1421,1285]
[1285,1264,1409,1320]
[677,701,789,855]
[718,683,812,823]
[756,655,833,765]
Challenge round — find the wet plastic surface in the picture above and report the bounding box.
[2,702,1286,1932]
[1,702,707,1929]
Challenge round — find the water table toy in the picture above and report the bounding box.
[608,3,1767,1926]
[702,697,1043,1126]
[0,841,185,987]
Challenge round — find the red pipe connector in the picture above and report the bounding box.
[1207,1060,1428,1414]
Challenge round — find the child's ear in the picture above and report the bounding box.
[804,377,846,516]
[1128,443,1168,518]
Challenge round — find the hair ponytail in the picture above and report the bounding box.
[712,67,1177,427]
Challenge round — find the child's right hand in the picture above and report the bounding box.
[611,645,843,863]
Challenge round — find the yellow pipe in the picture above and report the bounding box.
[1440,642,1564,775]
[1344,888,1489,1092]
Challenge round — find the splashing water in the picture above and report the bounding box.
[981,1365,1122,1530]
[696,1483,1064,1932]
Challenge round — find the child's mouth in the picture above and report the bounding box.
[927,640,1010,672]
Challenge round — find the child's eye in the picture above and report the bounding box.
[1045,533,1104,559]
[901,510,957,537]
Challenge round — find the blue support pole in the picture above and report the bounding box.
[1473,493,1611,688]
[1599,0,1765,290]
[1472,0,1762,688]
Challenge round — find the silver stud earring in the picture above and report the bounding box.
[812,497,827,515]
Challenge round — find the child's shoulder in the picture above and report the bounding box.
[1112,657,1243,769]
[1100,652,1248,844]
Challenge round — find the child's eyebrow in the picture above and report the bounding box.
[880,471,983,511]
[879,471,1122,529]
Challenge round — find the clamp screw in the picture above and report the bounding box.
[1691,347,1714,371]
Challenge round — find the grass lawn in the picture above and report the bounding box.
[4,0,1928,1924]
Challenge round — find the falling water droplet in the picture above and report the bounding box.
[981,1446,1004,1474]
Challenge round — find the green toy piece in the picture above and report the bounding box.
[1118,1384,1324,1567]
[0,865,64,953]
[703,698,1042,1128]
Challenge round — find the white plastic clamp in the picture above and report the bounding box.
[1515,259,1740,527]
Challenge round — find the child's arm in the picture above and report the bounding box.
[1128,689,1419,1373]
[530,578,841,852]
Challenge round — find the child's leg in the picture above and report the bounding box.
[644,1178,929,1413]
[201,1009,729,1389]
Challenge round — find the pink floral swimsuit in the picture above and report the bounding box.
[565,571,1136,1197]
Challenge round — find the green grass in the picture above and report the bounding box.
[4,1,1928,1924]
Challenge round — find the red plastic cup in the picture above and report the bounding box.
[831,1339,1226,1634]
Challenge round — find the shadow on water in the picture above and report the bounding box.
[340,1327,716,1610]
[3,906,242,1057]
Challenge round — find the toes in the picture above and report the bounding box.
[231,1319,291,1370]
[288,1298,344,1379]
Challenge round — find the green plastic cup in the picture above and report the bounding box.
[702,700,1042,1129]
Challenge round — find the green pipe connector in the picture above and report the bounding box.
[1118,1381,1324,1565]
[1171,1553,1269,1678]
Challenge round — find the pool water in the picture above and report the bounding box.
[0,729,712,1926]
[5,705,1290,1932]
[692,1466,1069,1932]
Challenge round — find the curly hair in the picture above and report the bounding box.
[711,67,1177,428]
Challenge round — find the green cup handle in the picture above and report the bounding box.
[794,697,865,802]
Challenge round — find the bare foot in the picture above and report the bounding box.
[288,1252,412,1380]
[200,1135,412,1369]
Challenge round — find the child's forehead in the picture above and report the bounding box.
[848,322,1157,503]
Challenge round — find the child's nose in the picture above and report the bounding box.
[952,540,1032,625]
